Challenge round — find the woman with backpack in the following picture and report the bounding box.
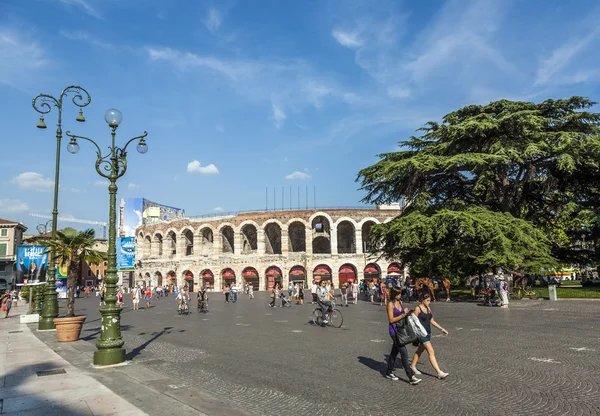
[386,286,421,385]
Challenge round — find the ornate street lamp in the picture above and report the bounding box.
[32,86,91,330]
[66,109,148,366]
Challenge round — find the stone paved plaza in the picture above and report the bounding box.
[36,293,600,416]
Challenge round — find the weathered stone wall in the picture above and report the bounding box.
[134,209,403,291]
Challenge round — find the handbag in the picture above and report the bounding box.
[394,315,418,346]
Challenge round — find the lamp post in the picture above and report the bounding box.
[66,108,148,366]
[32,86,91,330]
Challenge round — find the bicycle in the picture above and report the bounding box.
[510,285,540,300]
[198,300,208,313]
[312,302,343,328]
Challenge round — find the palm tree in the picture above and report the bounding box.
[42,227,106,317]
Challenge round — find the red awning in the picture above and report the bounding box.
[339,266,355,274]
[364,265,379,274]
[222,270,235,277]
[290,267,305,275]
[202,271,214,278]
[314,267,331,275]
[266,267,281,276]
[185,272,193,278]
[243,269,258,277]
[387,264,401,272]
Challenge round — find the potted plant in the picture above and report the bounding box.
[42,228,105,342]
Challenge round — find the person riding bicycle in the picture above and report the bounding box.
[317,280,332,325]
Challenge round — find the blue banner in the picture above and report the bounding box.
[117,237,135,272]
[16,245,48,284]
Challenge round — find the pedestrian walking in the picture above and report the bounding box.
[248,284,254,299]
[386,286,421,385]
[231,283,238,303]
[2,294,12,318]
[352,281,359,304]
[145,287,152,309]
[224,284,230,303]
[410,293,449,379]
[132,286,140,310]
[298,286,304,305]
[340,282,349,307]
[311,280,318,304]
[499,281,509,308]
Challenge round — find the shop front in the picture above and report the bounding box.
[243,267,260,291]
[265,266,282,290]
[313,264,332,284]
[339,264,357,285]
[201,269,214,290]
[222,268,236,288]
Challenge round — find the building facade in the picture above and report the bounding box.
[0,218,27,291]
[134,209,404,291]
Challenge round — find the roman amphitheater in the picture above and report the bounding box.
[134,208,404,291]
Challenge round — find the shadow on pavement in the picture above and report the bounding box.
[2,362,94,415]
[81,324,132,341]
[357,356,387,377]
[125,326,176,361]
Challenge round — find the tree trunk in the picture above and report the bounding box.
[66,259,79,317]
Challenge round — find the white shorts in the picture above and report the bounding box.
[133,299,139,304]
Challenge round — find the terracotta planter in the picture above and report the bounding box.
[53,316,86,342]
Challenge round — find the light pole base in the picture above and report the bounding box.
[93,348,126,366]
[38,317,56,330]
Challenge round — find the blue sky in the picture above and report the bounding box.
[1,0,600,234]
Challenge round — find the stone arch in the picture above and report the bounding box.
[387,263,402,275]
[182,270,194,291]
[336,220,356,254]
[311,214,331,254]
[143,236,151,257]
[264,222,282,254]
[220,225,235,254]
[153,233,163,256]
[288,221,306,252]
[243,267,260,291]
[240,223,258,254]
[313,264,332,283]
[312,236,331,254]
[166,270,176,289]
[339,263,357,285]
[364,263,382,282]
[308,212,334,228]
[144,272,151,286]
[155,271,163,287]
[201,269,215,290]
[289,265,306,286]
[165,230,177,257]
[182,229,194,256]
[262,218,285,229]
[198,226,214,256]
[286,217,309,228]
[221,267,236,287]
[361,219,378,253]
[265,266,282,290]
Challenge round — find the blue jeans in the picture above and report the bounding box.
[231,292,237,302]
[387,338,414,378]
[318,300,331,320]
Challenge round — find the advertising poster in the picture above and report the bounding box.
[16,245,48,284]
[117,237,135,272]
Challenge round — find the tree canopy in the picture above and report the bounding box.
[358,97,600,280]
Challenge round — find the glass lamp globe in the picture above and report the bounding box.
[104,108,123,127]
[137,141,148,154]
[67,141,80,154]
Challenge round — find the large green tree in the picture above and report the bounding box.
[42,227,105,317]
[358,97,600,280]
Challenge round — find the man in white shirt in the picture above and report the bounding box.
[231,282,238,303]
[132,286,140,310]
[317,280,332,325]
[310,281,318,304]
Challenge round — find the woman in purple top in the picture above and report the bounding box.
[386,287,421,385]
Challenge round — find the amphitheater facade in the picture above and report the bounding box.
[134,208,405,291]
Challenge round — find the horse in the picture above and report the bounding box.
[413,277,451,302]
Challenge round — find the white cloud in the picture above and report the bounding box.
[387,86,411,99]
[128,183,140,190]
[0,29,49,89]
[9,172,53,192]
[94,180,109,187]
[60,30,112,49]
[534,31,599,86]
[205,8,222,34]
[0,199,29,213]
[332,29,363,48]
[213,206,224,212]
[187,160,219,175]
[58,0,103,19]
[272,103,286,128]
[285,171,312,180]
